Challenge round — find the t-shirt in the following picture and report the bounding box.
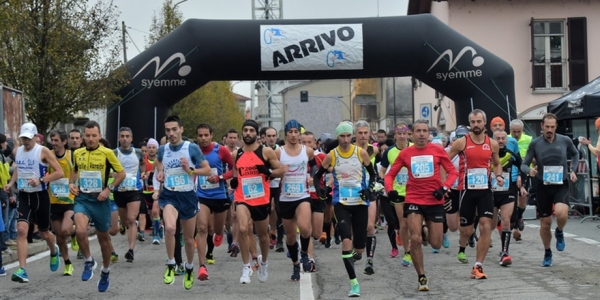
[73,145,124,193]
[521,134,579,183]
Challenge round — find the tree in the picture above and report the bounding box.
[0,0,127,134]
[147,0,245,142]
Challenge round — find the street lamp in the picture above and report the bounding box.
[173,0,188,10]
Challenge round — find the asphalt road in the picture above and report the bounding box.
[1,216,599,299]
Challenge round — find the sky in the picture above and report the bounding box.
[116,0,409,98]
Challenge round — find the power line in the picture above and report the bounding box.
[126,26,151,35]
[125,30,141,53]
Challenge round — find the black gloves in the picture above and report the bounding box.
[230,177,239,189]
[359,188,377,202]
[387,190,399,202]
[432,186,448,201]
[256,165,272,179]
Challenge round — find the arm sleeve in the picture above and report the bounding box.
[384,151,405,192]
[189,144,206,167]
[218,145,234,180]
[521,140,535,174]
[313,166,328,194]
[365,163,376,187]
[440,149,458,188]
[380,148,391,168]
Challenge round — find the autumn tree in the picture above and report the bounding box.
[147,0,245,141]
[0,0,127,134]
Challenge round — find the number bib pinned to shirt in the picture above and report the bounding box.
[17,171,35,192]
[284,175,306,197]
[119,173,138,192]
[339,180,362,205]
[199,168,219,190]
[79,171,103,193]
[467,168,488,190]
[396,168,408,186]
[50,178,70,198]
[492,172,510,191]
[241,176,265,200]
[165,168,193,191]
[411,155,434,178]
[543,166,564,185]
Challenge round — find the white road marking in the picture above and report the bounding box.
[300,272,315,300]
[573,237,600,245]
[4,235,98,270]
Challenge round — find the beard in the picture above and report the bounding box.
[243,135,256,145]
[472,127,483,135]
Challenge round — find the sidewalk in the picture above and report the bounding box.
[2,228,96,265]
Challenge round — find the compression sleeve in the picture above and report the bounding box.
[365,162,376,187]
[313,166,327,194]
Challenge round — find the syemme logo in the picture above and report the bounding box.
[427,46,484,81]
[134,53,191,89]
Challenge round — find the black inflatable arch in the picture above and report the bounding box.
[108,14,515,145]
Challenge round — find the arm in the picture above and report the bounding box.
[360,148,376,188]
[312,153,332,198]
[218,146,234,180]
[384,152,405,193]
[566,137,580,174]
[447,137,466,160]
[189,144,211,176]
[439,149,458,188]
[265,147,284,179]
[379,148,391,179]
[490,140,505,187]
[155,146,165,182]
[520,141,535,175]
[138,149,146,175]
[41,147,64,183]
[4,167,17,192]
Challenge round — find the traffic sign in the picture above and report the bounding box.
[419,103,432,125]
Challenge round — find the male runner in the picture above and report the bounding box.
[113,127,145,262]
[155,115,212,290]
[224,129,239,254]
[264,127,283,251]
[444,125,469,238]
[521,113,579,267]
[448,109,504,279]
[313,122,377,297]
[195,123,234,281]
[385,119,458,291]
[509,119,533,239]
[4,123,64,283]
[143,138,163,245]
[68,120,125,292]
[69,129,83,150]
[231,120,283,284]
[276,121,316,279]
[301,131,325,267]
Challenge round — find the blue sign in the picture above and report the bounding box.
[421,106,430,118]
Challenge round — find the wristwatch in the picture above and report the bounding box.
[39,177,45,183]
[442,186,448,192]
[188,167,195,175]
[495,174,504,179]
[108,184,115,192]
[219,175,224,181]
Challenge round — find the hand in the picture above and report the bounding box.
[9,196,16,203]
[27,177,41,187]
[317,187,328,200]
[206,175,219,183]
[432,187,448,201]
[141,172,148,181]
[152,190,160,201]
[156,172,164,183]
[230,177,239,189]
[256,165,272,178]
[519,186,528,197]
[496,177,505,188]
[3,184,12,193]
[579,137,592,146]
[387,190,399,202]
[180,157,190,173]
[529,166,538,177]
[97,188,110,201]
[570,171,578,183]
[516,176,522,188]
[307,177,314,186]
[111,172,118,178]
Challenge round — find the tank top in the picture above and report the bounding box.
[196,143,227,200]
[116,147,142,192]
[331,145,367,206]
[16,144,48,193]
[279,145,310,202]
[234,145,270,206]
[142,156,155,194]
[386,143,412,196]
[491,149,514,193]
[458,135,492,190]
[49,150,74,204]
[163,141,195,192]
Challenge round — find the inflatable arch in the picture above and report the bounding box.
[107,14,515,145]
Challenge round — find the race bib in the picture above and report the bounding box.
[50,178,70,198]
[199,168,219,190]
[308,174,316,193]
[451,177,459,189]
[543,166,564,185]
[242,176,265,200]
[339,180,362,205]
[119,173,138,191]
[17,171,35,192]
[411,155,434,178]
[467,168,488,190]
[80,170,103,193]
[284,175,306,197]
[395,168,408,186]
[165,168,193,191]
[492,172,510,192]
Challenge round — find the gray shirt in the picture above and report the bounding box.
[521,134,579,182]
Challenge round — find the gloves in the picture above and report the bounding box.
[432,186,448,201]
[256,165,272,179]
[317,187,329,200]
[230,177,239,189]
[387,190,399,202]
[359,188,377,202]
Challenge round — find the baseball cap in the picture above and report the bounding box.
[19,123,38,139]
[455,125,469,138]
[320,133,332,141]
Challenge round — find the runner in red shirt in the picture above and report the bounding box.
[385,120,458,292]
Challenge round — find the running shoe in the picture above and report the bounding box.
[348,282,361,297]
[0,267,6,277]
[63,263,74,276]
[77,249,84,259]
[555,228,565,251]
[230,244,240,257]
[542,253,553,267]
[352,251,362,261]
[110,252,119,263]
[82,259,97,281]
[119,225,126,235]
[71,236,79,251]
[97,271,110,292]
[159,225,165,240]
[183,266,194,290]
[324,237,331,249]
[275,241,284,252]
[432,248,440,254]
[500,254,512,267]
[470,264,487,279]
[213,234,224,247]
[306,258,316,272]
[364,258,374,275]
[152,236,161,245]
[300,252,310,272]
[468,234,476,248]
[206,253,215,265]
[251,257,259,271]
[50,244,61,272]
[417,276,429,291]
[11,267,29,283]
[291,264,301,281]
[269,234,277,249]
[319,232,327,244]
[137,231,145,242]
[164,264,176,284]
[421,225,429,246]
[396,232,403,247]
[176,264,186,276]
[197,265,209,281]
[513,229,522,241]
[517,218,525,231]
[390,248,399,258]
[125,249,134,263]
[240,266,252,284]
[457,252,468,264]
[402,253,412,267]
[257,255,268,282]
[442,233,450,248]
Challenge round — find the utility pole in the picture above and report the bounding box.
[122,21,127,63]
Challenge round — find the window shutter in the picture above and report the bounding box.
[530,18,538,89]
[567,17,588,90]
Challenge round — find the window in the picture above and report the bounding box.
[531,18,588,91]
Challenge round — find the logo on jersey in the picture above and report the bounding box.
[427,46,484,82]
[482,144,490,151]
[134,53,191,89]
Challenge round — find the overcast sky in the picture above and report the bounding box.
[116,0,409,97]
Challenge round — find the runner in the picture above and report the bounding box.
[447,109,504,279]
[155,115,212,290]
[112,127,145,263]
[302,130,325,269]
[509,119,533,240]
[385,119,458,291]
[276,121,316,279]
[521,113,579,267]
[68,120,125,292]
[195,123,234,281]
[69,129,83,150]
[142,138,164,245]
[443,125,469,248]
[98,138,121,264]
[231,120,284,284]
[4,123,64,283]
[224,129,239,255]
[264,127,283,252]
[313,122,378,297]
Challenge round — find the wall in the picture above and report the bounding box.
[1,86,25,139]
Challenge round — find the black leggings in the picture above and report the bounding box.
[380,196,399,249]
